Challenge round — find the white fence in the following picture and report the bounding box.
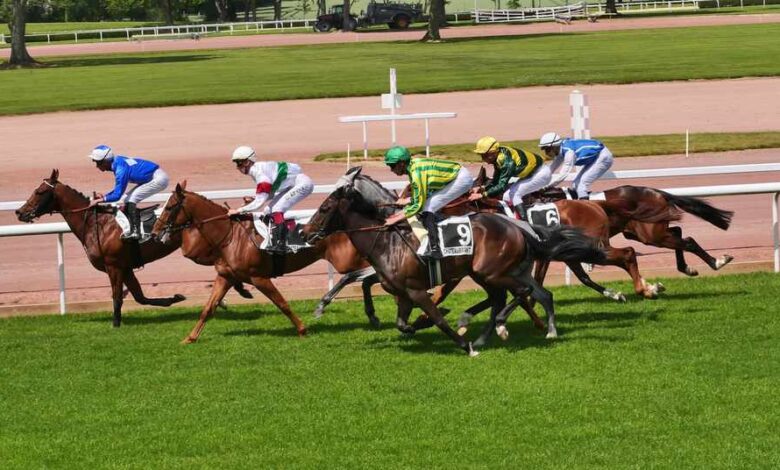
[1,163,779,314]
[474,3,587,23]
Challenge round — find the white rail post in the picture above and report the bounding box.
[327,263,335,290]
[686,129,690,157]
[389,68,398,145]
[57,234,66,314]
[425,118,431,157]
[773,192,779,273]
[362,121,369,160]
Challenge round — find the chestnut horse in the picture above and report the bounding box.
[152,182,385,343]
[303,169,607,355]
[16,170,187,327]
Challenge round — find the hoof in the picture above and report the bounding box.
[181,337,195,345]
[715,255,734,270]
[368,316,381,329]
[217,299,228,310]
[457,326,468,336]
[546,331,558,340]
[467,342,480,357]
[496,325,509,341]
[684,266,699,277]
[656,282,666,293]
[312,306,325,319]
[297,328,308,337]
[172,294,186,303]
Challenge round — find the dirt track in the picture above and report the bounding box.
[2,13,778,59]
[1,76,779,314]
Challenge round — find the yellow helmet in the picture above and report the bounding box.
[473,136,499,154]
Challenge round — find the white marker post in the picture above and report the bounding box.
[381,68,403,146]
[568,90,593,285]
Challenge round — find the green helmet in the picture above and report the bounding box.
[384,146,411,166]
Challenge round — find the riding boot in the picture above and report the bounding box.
[269,220,288,254]
[513,204,528,221]
[420,211,443,260]
[122,202,140,241]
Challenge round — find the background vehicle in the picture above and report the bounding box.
[314,1,424,32]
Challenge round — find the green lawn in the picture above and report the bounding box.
[0,272,778,467]
[315,131,780,161]
[1,23,778,115]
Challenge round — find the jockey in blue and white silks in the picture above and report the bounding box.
[89,145,169,240]
[226,145,314,253]
[539,133,614,200]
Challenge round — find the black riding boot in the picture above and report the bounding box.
[122,202,140,241]
[269,221,288,254]
[513,204,529,221]
[420,211,442,260]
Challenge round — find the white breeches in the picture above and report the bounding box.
[503,165,552,206]
[572,147,614,199]
[126,169,169,204]
[423,167,474,213]
[268,174,314,214]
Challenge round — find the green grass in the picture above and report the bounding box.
[0,272,778,467]
[315,131,780,161]
[1,23,779,115]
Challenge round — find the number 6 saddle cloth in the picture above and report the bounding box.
[409,215,475,258]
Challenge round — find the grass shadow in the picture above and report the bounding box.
[45,54,219,69]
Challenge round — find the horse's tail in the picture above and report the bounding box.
[524,225,607,264]
[659,191,733,230]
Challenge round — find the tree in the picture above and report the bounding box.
[273,0,282,21]
[605,0,618,14]
[214,0,229,21]
[5,0,38,67]
[341,0,353,32]
[421,0,445,41]
[317,0,326,16]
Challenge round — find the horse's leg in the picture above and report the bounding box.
[182,274,232,344]
[473,288,512,347]
[106,266,125,328]
[567,261,626,302]
[500,271,557,339]
[360,273,381,328]
[395,295,415,335]
[457,296,496,336]
[658,225,733,272]
[529,260,550,309]
[233,282,253,299]
[410,279,461,331]
[313,270,360,319]
[251,276,307,337]
[603,245,660,299]
[626,223,696,276]
[406,289,475,356]
[518,295,546,331]
[123,270,187,307]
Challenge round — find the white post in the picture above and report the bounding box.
[565,266,572,285]
[773,192,779,273]
[390,68,398,145]
[362,121,369,160]
[570,90,590,139]
[425,118,431,157]
[474,0,479,23]
[685,129,689,157]
[57,234,66,314]
[327,263,335,290]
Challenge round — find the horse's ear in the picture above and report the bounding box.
[50,169,59,182]
[175,182,184,194]
[345,166,362,176]
[180,179,187,190]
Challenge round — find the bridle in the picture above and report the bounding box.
[158,193,232,248]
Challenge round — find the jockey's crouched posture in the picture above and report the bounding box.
[227,146,314,253]
[89,145,169,241]
[468,136,551,219]
[383,146,474,260]
[539,132,614,200]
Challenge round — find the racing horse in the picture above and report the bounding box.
[303,169,606,355]
[15,170,188,327]
[151,181,391,344]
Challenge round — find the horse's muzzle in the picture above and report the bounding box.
[15,209,34,223]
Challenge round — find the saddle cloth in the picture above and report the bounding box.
[252,214,311,254]
[410,215,474,258]
[526,203,561,228]
[114,206,158,243]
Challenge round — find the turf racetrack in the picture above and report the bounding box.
[1,272,777,467]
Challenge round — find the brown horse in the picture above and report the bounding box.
[303,169,607,354]
[151,182,383,343]
[15,170,187,327]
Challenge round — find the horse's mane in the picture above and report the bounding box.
[55,181,90,201]
[183,189,227,212]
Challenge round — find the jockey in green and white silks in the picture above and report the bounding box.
[539,133,614,200]
[227,146,314,253]
[383,146,474,260]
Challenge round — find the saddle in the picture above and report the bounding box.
[113,204,159,244]
[251,214,311,255]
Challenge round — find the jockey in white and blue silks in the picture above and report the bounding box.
[226,145,314,253]
[539,133,614,200]
[89,145,169,240]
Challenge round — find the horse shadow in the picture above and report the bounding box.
[48,54,218,69]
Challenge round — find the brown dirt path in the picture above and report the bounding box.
[2,13,778,59]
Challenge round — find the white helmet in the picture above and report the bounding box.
[89,145,114,161]
[539,132,562,149]
[231,145,256,162]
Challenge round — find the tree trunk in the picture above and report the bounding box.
[252,0,257,21]
[244,0,250,21]
[422,0,445,41]
[273,0,282,21]
[605,0,618,14]
[7,0,37,67]
[215,0,229,22]
[163,0,175,25]
[318,0,327,16]
[342,0,355,32]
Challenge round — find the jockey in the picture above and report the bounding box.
[539,133,614,200]
[226,146,314,254]
[383,146,474,260]
[468,136,551,219]
[89,145,169,241]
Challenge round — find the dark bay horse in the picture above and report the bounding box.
[15,170,187,327]
[152,182,388,343]
[303,169,606,355]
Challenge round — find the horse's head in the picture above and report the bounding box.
[152,180,190,244]
[474,166,488,187]
[16,169,62,223]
